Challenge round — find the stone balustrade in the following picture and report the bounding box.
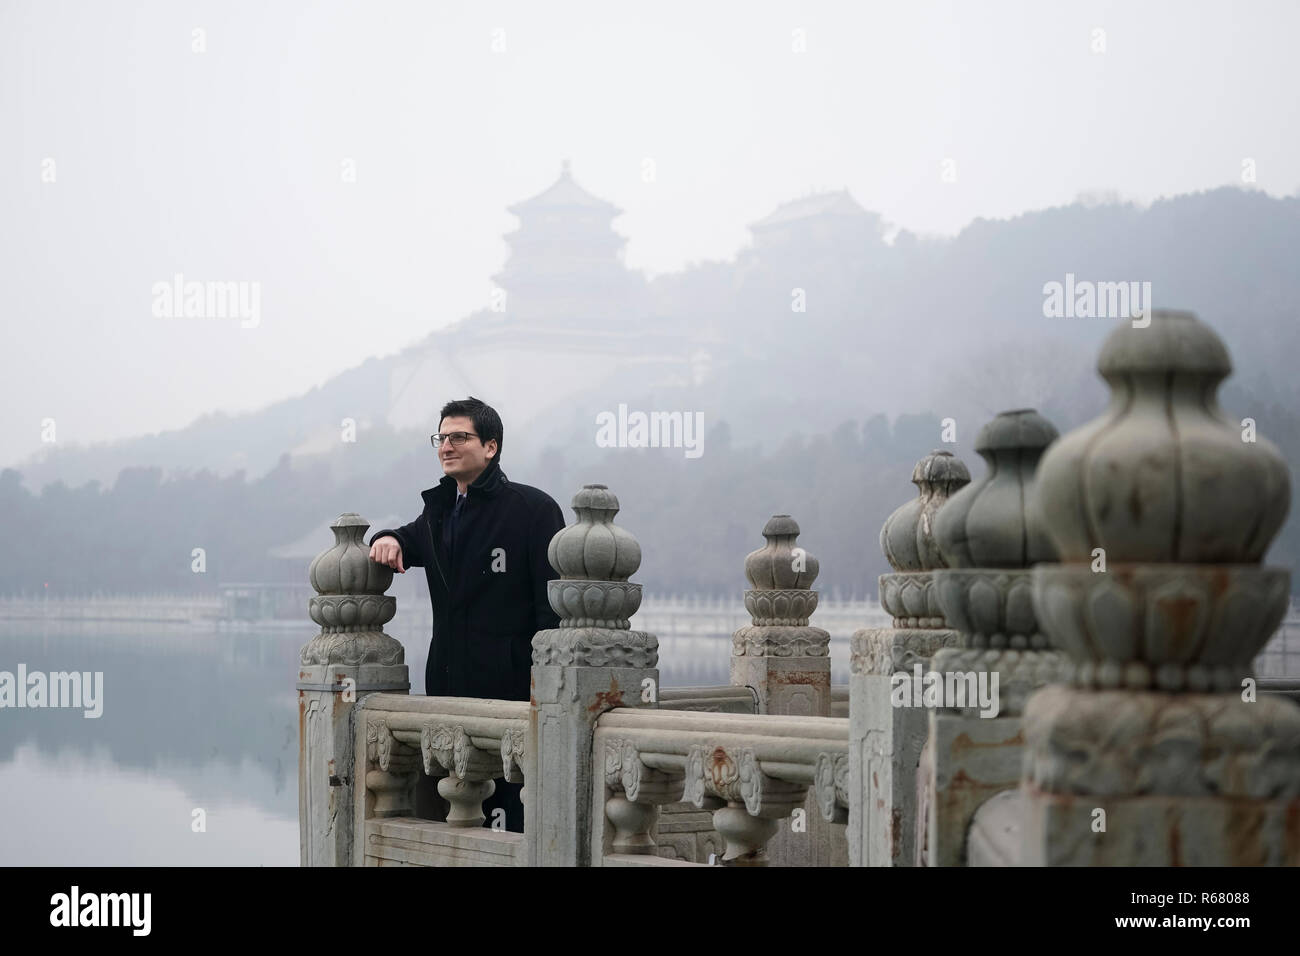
[830,686,849,717]
[592,707,849,866]
[298,310,1298,868]
[353,694,528,865]
[657,685,758,714]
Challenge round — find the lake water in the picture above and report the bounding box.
[1,612,1293,866]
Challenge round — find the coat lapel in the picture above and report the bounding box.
[420,483,455,603]
[422,461,509,609]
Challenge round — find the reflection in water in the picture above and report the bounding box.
[0,743,297,866]
[0,621,305,865]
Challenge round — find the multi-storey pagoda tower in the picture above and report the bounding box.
[491,161,643,325]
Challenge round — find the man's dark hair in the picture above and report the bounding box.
[440,396,503,463]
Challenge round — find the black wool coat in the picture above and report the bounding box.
[369,459,565,700]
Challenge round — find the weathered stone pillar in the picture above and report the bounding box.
[298,513,409,866]
[848,450,969,866]
[731,515,840,864]
[926,409,1065,866]
[1024,309,1300,865]
[525,485,659,867]
[732,515,829,715]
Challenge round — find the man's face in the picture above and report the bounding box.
[438,415,496,483]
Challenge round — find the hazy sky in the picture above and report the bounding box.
[2,0,1298,471]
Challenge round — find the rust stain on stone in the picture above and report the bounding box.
[1222,799,1269,866]
[935,770,989,815]
[1207,567,1230,598]
[1155,594,1202,644]
[891,807,903,850]
[588,676,625,714]
[945,768,982,791]
[707,747,736,790]
[930,769,1000,859]
[950,731,1023,756]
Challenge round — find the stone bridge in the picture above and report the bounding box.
[297,310,1300,866]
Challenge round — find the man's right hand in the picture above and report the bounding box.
[369,535,406,573]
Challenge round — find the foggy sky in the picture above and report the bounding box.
[2,0,1298,471]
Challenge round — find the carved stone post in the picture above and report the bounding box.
[683,745,808,866]
[1022,310,1300,865]
[731,515,839,864]
[525,485,659,867]
[732,515,829,715]
[926,409,1065,866]
[849,450,969,866]
[363,717,421,823]
[420,723,503,827]
[298,513,409,866]
[602,737,687,855]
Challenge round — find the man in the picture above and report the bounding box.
[368,397,565,832]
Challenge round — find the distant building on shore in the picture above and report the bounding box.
[746,188,881,257]
[385,162,711,439]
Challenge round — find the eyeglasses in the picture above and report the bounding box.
[431,431,480,448]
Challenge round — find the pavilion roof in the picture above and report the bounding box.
[748,189,872,231]
[508,161,621,216]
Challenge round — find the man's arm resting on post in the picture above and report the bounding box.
[368,515,429,573]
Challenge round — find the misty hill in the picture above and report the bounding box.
[6,184,1299,597]
[19,185,1300,493]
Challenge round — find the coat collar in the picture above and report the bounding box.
[421,458,507,509]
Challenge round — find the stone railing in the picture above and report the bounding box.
[353,695,528,866]
[593,708,848,866]
[657,685,758,714]
[298,309,1298,868]
[830,686,849,717]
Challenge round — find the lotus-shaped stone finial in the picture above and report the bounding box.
[1033,310,1289,564]
[548,484,642,581]
[881,450,971,571]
